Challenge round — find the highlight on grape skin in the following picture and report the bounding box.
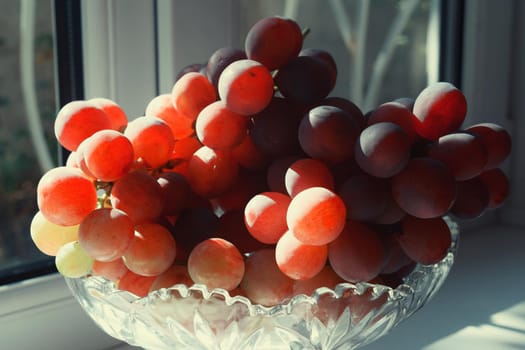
[244,191,291,244]
[412,81,467,141]
[286,186,347,246]
[37,166,98,226]
[275,230,328,280]
[171,71,217,121]
[54,100,112,151]
[218,59,274,116]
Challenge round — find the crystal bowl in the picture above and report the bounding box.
[66,218,458,350]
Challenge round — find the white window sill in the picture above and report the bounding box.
[1,223,523,350]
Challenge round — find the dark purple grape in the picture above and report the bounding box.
[298,105,360,164]
[337,174,389,221]
[355,122,411,178]
[450,177,490,219]
[275,56,335,104]
[206,47,246,91]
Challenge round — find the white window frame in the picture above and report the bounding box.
[1,1,523,349]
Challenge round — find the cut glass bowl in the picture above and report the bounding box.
[66,218,458,350]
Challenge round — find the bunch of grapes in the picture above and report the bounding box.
[31,16,511,305]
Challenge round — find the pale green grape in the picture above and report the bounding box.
[55,241,94,278]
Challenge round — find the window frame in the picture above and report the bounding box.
[0,1,522,349]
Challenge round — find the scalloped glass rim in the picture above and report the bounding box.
[66,217,459,349]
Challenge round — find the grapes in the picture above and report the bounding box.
[479,168,510,209]
[427,132,488,180]
[206,47,246,91]
[391,157,457,219]
[54,100,112,151]
[337,174,389,221]
[398,216,452,265]
[88,97,128,131]
[328,221,386,282]
[30,211,79,256]
[145,94,194,140]
[465,122,512,169]
[413,82,467,140]
[275,56,335,104]
[124,116,175,169]
[450,177,490,219]
[240,248,294,306]
[186,146,239,198]
[187,238,245,291]
[77,129,134,182]
[32,15,513,308]
[244,191,291,244]
[275,230,328,280]
[171,72,217,121]
[218,59,274,115]
[285,158,334,197]
[355,122,411,178]
[195,100,249,150]
[55,241,94,278]
[122,223,177,276]
[245,16,302,70]
[78,208,134,262]
[366,101,417,143]
[298,105,360,164]
[110,170,164,224]
[287,187,346,246]
[92,258,128,281]
[250,97,303,157]
[37,166,98,226]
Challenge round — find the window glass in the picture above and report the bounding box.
[0,0,56,283]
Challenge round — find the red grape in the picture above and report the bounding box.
[218,59,274,115]
[186,146,239,198]
[187,238,245,291]
[285,158,334,197]
[77,129,134,182]
[466,122,512,169]
[298,105,360,164]
[206,47,246,91]
[88,97,128,131]
[171,72,217,121]
[427,132,488,180]
[145,94,195,140]
[195,100,249,150]
[398,215,451,265]
[450,177,490,219]
[328,221,386,282]
[240,248,294,306]
[110,170,164,224]
[78,208,134,262]
[412,82,467,141]
[367,101,417,143]
[275,230,328,280]
[244,191,291,244]
[355,122,411,178]
[337,174,389,221]
[124,116,175,168]
[37,166,98,226]
[478,168,510,209]
[245,16,302,70]
[54,100,112,151]
[391,157,456,218]
[123,223,177,277]
[287,187,346,246]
